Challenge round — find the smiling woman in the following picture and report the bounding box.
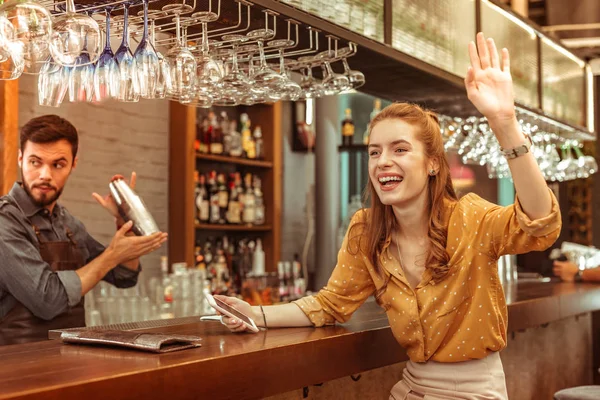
[216,32,562,400]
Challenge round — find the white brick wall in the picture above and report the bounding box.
[18,74,169,280]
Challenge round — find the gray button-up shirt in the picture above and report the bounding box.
[0,182,140,320]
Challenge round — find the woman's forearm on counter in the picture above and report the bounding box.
[252,303,312,328]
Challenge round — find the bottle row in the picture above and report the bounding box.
[195,170,265,226]
[195,111,264,160]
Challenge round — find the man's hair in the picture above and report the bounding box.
[20,115,79,159]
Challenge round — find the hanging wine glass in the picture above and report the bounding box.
[114,2,139,102]
[317,50,350,95]
[133,0,158,99]
[145,10,169,99]
[93,7,119,101]
[341,57,364,89]
[217,34,250,106]
[268,39,301,101]
[0,0,53,74]
[237,44,269,105]
[50,0,101,66]
[191,10,220,107]
[38,57,70,106]
[247,28,284,99]
[0,38,23,80]
[163,3,196,103]
[297,56,325,99]
[0,13,15,62]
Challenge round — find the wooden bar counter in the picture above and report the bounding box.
[0,281,599,400]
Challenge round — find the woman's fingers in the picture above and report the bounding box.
[468,41,481,72]
[501,48,511,72]
[222,316,245,332]
[476,32,491,68]
[487,38,499,69]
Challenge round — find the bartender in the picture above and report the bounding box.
[0,115,168,345]
[553,260,600,282]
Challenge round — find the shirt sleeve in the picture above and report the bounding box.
[0,211,81,320]
[84,232,140,289]
[293,211,376,326]
[468,188,562,259]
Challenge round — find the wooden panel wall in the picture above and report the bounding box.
[0,80,19,195]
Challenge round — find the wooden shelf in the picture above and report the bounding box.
[195,223,272,232]
[196,153,273,168]
[338,144,368,152]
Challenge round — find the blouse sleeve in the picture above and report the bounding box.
[465,188,562,259]
[292,211,376,327]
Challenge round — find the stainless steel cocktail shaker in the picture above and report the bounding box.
[108,178,160,236]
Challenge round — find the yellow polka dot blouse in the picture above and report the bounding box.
[293,190,561,362]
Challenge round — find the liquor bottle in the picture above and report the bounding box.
[209,112,224,155]
[221,111,232,156]
[196,173,210,223]
[193,171,201,225]
[253,175,265,225]
[217,173,229,224]
[228,120,243,158]
[363,99,381,145]
[226,173,242,224]
[202,115,211,155]
[160,256,174,318]
[242,173,256,225]
[341,108,355,146]
[253,126,264,160]
[195,242,206,270]
[240,113,253,158]
[208,171,220,224]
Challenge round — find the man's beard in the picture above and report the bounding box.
[21,170,64,208]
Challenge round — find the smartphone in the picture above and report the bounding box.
[203,293,259,333]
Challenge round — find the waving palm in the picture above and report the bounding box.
[465,32,516,125]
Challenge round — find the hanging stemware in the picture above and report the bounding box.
[192,10,221,106]
[145,10,170,99]
[268,38,301,101]
[0,0,53,74]
[93,7,119,101]
[133,0,158,99]
[216,34,249,106]
[0,12,15,62]
[246,27,283,99]
[50,0,101,66]
[162,4,196,103]
[114,2,139,102]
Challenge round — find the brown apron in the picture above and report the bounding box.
[0,219,86,345]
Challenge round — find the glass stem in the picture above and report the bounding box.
[122,4,129,48]
[258,40,267,68]
[279,49,284,75]
[66,0,75,13]
[325,61,334,77]
[202,22,208,54]
[150,20,155,47]
[175,14,181,47]
[142,0,148,43]
[105,11,111,50]
[343,59,350,74]
[232,43,239,73]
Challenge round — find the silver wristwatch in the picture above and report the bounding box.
[500,133,533,159]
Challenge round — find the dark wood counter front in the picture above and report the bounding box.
[0,281,599,400]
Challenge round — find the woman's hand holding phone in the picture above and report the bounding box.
[213,295,260,333]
